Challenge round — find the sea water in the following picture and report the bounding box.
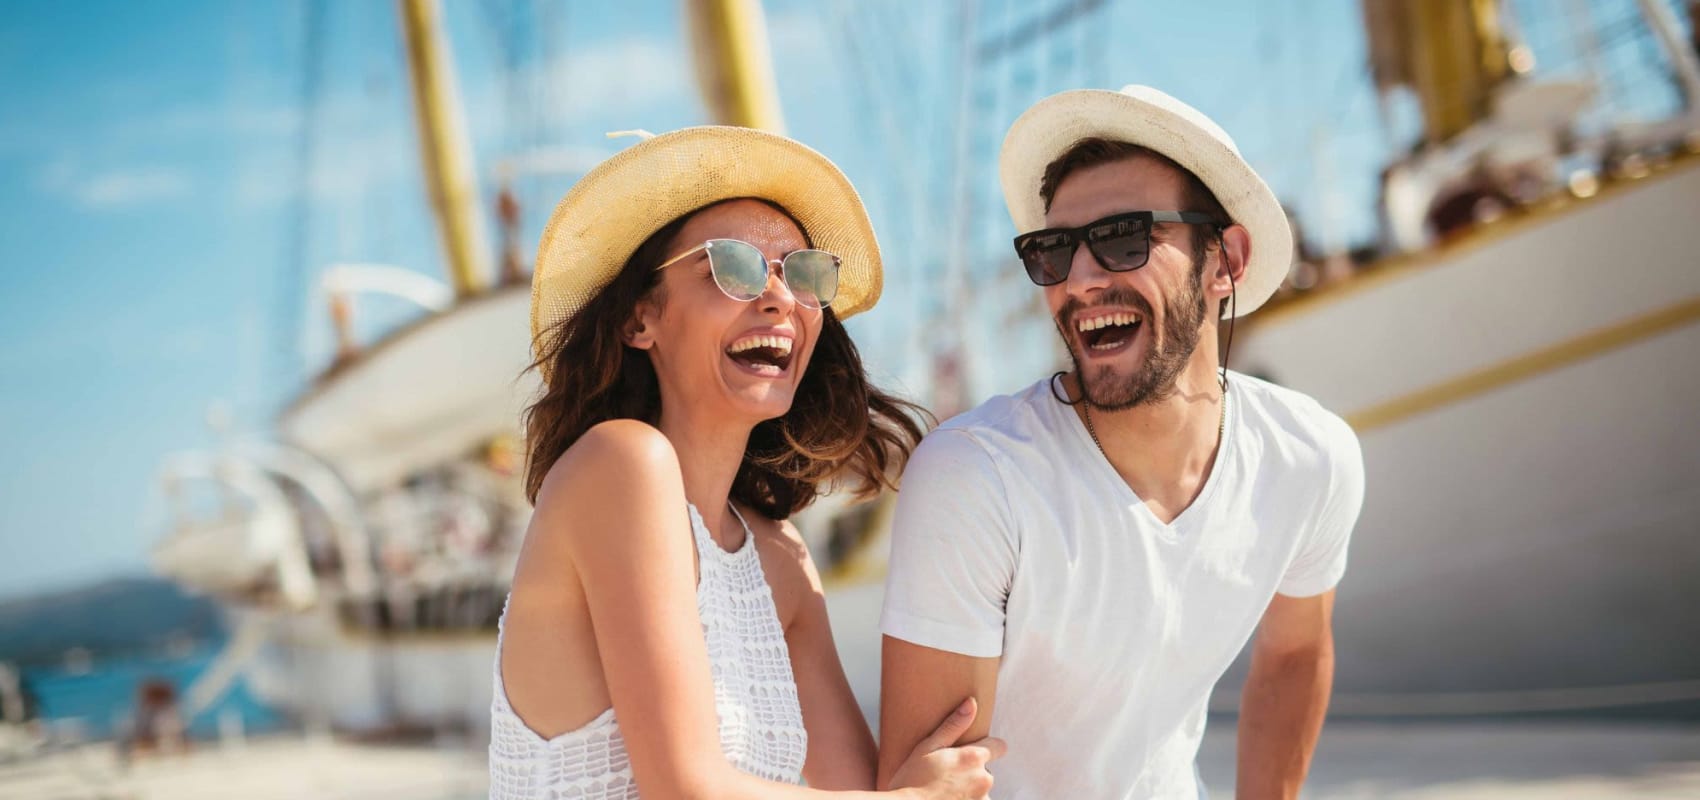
[22,646,281,741]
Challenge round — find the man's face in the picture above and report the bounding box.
[1042,155,1211,410]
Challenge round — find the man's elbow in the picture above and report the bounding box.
[1252,629,1335,672]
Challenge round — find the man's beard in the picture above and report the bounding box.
[1054,263,1208,411]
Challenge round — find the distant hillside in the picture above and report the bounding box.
[0,576,224,667]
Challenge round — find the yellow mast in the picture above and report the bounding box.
[397,0,492,298]
[683,0,786,131]
[1362,0,1512,144]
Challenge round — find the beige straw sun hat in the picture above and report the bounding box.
[530,126,883,379]
[999,85,1293,317]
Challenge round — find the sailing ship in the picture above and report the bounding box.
[146,0,1700,742]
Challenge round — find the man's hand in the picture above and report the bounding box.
[1236,589,1336,800]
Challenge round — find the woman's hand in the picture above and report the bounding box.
[887,698,1005,799]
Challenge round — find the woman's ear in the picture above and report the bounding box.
[623,298,659,350]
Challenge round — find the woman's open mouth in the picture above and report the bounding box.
[726,334,794,377]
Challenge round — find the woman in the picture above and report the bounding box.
[491,127,1002,799]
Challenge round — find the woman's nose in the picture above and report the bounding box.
[756,260,796,313]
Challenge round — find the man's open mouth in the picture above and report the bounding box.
[726,334,794,375]
[1075,311,1143,352]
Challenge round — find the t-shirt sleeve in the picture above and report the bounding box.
[879,428,1018,658]
[1278,414,1365,597]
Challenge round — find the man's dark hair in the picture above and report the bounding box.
[1039,138,1230,268]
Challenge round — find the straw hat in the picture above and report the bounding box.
[999,85,1293,317]
[530,126,882,378]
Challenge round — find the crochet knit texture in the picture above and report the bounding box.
[488,504,808,798]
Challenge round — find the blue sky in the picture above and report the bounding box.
[0,0,1399,597]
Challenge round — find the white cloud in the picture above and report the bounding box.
[521,34,697,123]
[229,121,416,212]
[116,104,303,143]
[38,159,195,210]
[77,167,193,208]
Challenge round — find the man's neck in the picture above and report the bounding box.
[1072,349,1227,524]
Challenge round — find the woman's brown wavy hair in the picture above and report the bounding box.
[522,199,930,519]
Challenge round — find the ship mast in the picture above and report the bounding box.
[683,0,786,131]
[1362,0,1513,146]
[397,0,493,298]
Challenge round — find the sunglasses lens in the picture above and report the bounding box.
[1016,232,1075,286]
[783,251,839,309]
[705,239,768,301]
[1086,217,1150,270]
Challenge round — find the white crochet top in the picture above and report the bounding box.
[488,504,809,798]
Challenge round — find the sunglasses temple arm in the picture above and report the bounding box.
[654,243,708,272]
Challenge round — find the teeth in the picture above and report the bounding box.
[1074,312,1140,333]
[728,334,793,355]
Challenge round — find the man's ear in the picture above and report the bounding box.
[623,299,659,350]
[1212,223,1252,296]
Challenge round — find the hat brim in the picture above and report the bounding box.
[998,89,1291,318]
[530,126,882,376]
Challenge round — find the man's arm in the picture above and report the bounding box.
[877,638,1000,790]
[1235,589,1336,800]
[875,429,1018,790]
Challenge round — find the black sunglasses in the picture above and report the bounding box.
[1012,210,1221,286]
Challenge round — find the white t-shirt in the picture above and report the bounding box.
[881,372,1364,799]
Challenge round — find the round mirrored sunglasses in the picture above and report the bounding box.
[655,238,840,310]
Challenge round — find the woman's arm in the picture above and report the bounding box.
[518,420,990,800]
[769,520,878,789]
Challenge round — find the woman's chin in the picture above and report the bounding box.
[724,385,796,423]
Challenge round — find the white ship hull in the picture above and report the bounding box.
[235,606,495,734]
[281,285,536,494]
[1215,158,1700,713]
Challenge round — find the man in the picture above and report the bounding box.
[877,86,1365,799]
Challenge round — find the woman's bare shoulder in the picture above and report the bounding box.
[536,420,680,511]
[528,420,686,557]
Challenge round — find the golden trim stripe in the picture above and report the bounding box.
[1253,153,1700,327]
[1347,295,1700,433]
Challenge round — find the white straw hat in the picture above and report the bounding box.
[999,85,1293,317]
[531,126,882,380]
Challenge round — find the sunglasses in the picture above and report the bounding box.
[655,238,840,310]
[1012,211,1221,286]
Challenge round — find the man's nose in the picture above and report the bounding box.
[1065,240,1112,296]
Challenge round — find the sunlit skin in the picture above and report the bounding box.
[501,199,1003,800]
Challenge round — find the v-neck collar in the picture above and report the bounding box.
[1052,379,1237,539]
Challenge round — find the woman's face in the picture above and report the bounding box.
[630,199,825,425]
